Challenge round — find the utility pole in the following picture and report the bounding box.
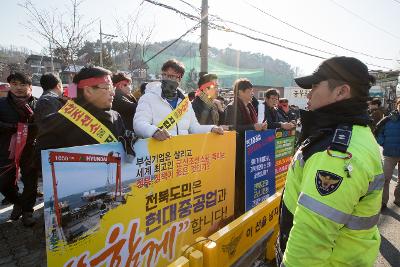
[99,20,117,68]
[99,20,103,67]
[49,40,54,73]
[200,0,208,77]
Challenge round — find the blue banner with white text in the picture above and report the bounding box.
[244,130,276,211]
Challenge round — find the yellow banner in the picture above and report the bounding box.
[58,100,117,143]
[42,132,235,266]
[157,97,190,130]
[202,192,281,266]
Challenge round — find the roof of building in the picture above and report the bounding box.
[62,65,85,73]
[25,54,63,64]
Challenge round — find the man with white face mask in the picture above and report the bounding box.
[133,59,224,141]
[111,72,137,131]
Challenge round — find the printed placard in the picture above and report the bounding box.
[42,132,236,267]
[244,130,276,211]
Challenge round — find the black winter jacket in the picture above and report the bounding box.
[34,90,65,127]
[263,104,281,129]
[0,94,37,165]
[112,90,137,131]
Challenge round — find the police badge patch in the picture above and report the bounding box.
[315,170,343,196]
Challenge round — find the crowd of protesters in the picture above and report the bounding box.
[0,58,292,226]
[0,57,400,264]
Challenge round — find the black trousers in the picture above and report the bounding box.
[234,138,246,218]
[0,158,38,213]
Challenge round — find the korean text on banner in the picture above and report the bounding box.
[244,130,276,212]
[275,129,296,191]
[41,132,236,267]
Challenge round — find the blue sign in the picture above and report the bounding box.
[244,130,276,211]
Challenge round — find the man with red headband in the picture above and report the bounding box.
[0,72,38,226]
[111,72,137,131]
[192,73,225,125]
[36,66,126,151]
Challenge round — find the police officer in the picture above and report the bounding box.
[276,57,384,266]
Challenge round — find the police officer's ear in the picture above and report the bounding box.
[335,84,351,101]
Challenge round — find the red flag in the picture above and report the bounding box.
[14,123,28,184]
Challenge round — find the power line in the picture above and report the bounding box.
[209,15,399,69]
[245,1,399,61]
[210,15,336,57]
[144,0,199,21]
[182,36,200,57]
[144,0,393,70]
[143,22,200,65]
[176,0,200,13]
[144,0,326,59]
[224,27,325,59]
[228,26,392,69]
[329,0,400,40]
[210,23,391,69]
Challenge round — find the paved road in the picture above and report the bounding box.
[375,166,400,267]
[0,173,399,267]
[0,179,46,267]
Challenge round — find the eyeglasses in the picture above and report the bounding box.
[161,73,182,82]
[93,84,115,93]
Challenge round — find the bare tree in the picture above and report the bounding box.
[19,0,95,67]
[115,5,154,73]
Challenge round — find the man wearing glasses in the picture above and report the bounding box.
[263,89,295,130]
[36,66,126,151]
[133,59,224,141]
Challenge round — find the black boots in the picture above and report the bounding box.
[9,204,22,221]
[9,204,35,226]
[22,212,35,227]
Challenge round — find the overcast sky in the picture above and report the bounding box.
[1,0,399,74]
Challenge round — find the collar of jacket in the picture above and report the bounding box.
[299,98,370,143]
[115,89,137,103]
[263,102,276,111]
[43,90,61,97]
[193,95,215,110]
[389,110,400,121]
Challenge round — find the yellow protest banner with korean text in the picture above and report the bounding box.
[41,132,235,267]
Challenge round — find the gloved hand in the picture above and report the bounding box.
[118,130,138,163]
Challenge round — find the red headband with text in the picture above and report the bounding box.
[77,75,112,89]
[195,81,217,96]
